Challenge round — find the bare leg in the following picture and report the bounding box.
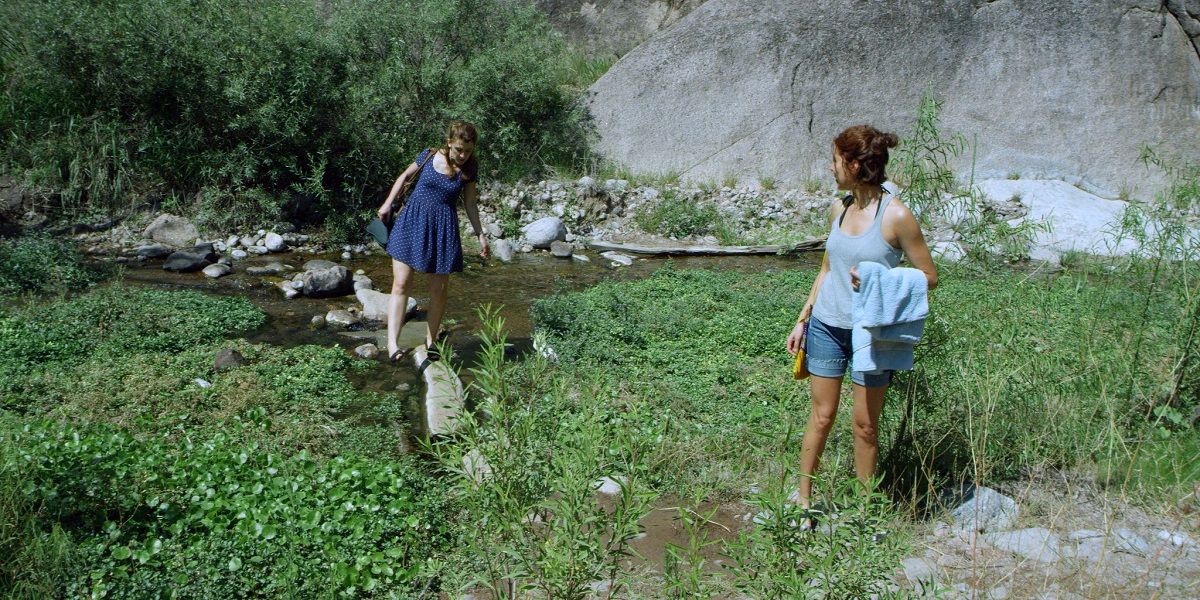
[387,260,415,358]
[850,382,888,493]
[425,274,449,349]
[798,374,843,507]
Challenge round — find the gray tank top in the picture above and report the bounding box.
[811,193,904,329]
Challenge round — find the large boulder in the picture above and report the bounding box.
[299,265,353,298]
[587,0,1200,196]
[163,246,218,272]
[143,214,199,247]
[522,216,567,249]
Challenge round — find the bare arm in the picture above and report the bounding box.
[890,202,938,290]
[461,181,489,258]
[377,162,421,221]
[787,199,842,354]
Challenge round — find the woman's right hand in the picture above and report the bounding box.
[786,319,809,356]
[377,202,393,222]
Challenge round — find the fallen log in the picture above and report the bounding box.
[585,237,825,256]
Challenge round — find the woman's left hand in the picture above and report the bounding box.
[478,234,490,259]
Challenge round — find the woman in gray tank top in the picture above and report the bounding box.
[784,125,939,524]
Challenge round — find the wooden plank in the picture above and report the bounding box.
[585,237,825,256]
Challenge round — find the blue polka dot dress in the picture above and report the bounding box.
[387,149,477,274]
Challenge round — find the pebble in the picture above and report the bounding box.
[354,343,379,359]
[310,315,325,328]
[231,249,248,260]
[341,251,352,260]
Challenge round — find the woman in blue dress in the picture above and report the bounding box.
[376,121,489,362]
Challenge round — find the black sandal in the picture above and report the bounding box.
[388,347,413,363]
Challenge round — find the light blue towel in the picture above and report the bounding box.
[851,262,929,374]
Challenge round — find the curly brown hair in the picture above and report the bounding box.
[833,125,899,186]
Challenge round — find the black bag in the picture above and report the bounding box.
[367,148,435,248]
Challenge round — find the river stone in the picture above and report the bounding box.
[492,239,515,262]
[163,247,218,273]
[600,251,634,266]
[246,262,286,276]
[237,235,255,248]
[230,249,248,260]
[310,315,325,328]
[982,528,1062,564]
[572,253,591,263]
[587,0,1200,196]
[213,349,247,372]
[247,245,269,255]
[549,240,573,258]
[135,243,174,259]
[484,222,504,239]
[300,266,353,298]
[354,343,379,359]
[263,232,287,252]
[325,309,361,328]
[948,485,1019,533]
[278,281,300,300]
[521,216,567,248]
[931,241,966,263]
[303,259,339,271]
[576,175,597,190]
[356,288,416,323]
[353,275,374,291]
[593,476,625,496]
[201,263,231,278]
[143,214,199,247]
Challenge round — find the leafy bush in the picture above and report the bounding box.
[4,417,450,598]
[0,234,104,296]
[0,286,264,408]
[634,191,722,238]
[0,0,589,225]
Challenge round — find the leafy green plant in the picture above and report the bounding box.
[892,88,965,225]
[634,191,721,238]
[0,234,105,296]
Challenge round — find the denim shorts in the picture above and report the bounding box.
[805,317,893,388]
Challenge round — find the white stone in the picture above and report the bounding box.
[194,378,212,389]
[202,263,232,278]
[354,343,379,359]
[593,476,626,496]
[492,239,515,262]
[231,249,248,260]
[325,309,361,328]
[1112,528,1151,556]
[357,288,415,323]
[600,251,634,266]
[948,485,1018,532]
[572,254,591,263]
[239,235,257,248]
[246,245,269,255]
[521,216,567,248]
[263,232,286,252]
[341,251,352,261]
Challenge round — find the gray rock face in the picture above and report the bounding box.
[163,247,218,272]
[522,216,567,248]
[587,0,1200,196]
[983,528,1062,564]
[300,266,353,298]
[949,485,1019,533]
[901,557,938,584]
[143,214,199,247]
[535,0,703,56]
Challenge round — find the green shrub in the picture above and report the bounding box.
[4,417,450,598]
[0,0,588,225]
[0,234,104,296]
[634,191,722,238]
[0,286,264,408]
